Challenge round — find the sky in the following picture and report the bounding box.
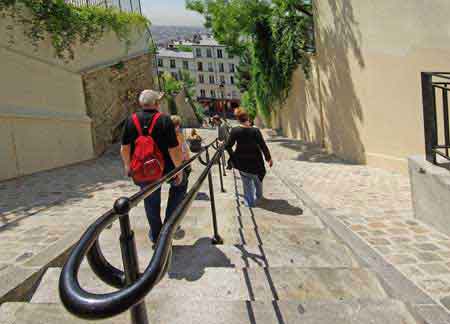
[142,0,205,27]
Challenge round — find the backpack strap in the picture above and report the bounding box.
[132,113,143,136]
[148,112,162,135]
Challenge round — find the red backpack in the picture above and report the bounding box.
[129,112,165,183]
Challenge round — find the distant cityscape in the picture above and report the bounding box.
[151,25,208,47]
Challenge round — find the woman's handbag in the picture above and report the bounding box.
[188,139,203,153]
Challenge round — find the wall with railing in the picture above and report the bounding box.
[421,73,450,165]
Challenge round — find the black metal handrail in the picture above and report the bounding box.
[59,139,226,323]
[422,72,450,165]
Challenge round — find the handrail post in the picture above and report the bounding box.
[217,150,225,193]
[422,72,438,164]
[205,148,223,245]
[114,198,149,324]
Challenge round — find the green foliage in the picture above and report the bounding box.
[161,71,183,97]
[175,44,193,52]
[186,0,314,123]
[0,0,149,60]
[194,103,206,122]
[241,90,257,120]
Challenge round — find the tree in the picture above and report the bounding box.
[186,0,314,123]
[161,72,182,114]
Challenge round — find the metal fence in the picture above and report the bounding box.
[65,0,142,14]
[421,72,450,165]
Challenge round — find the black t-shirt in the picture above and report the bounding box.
[121,109,179,174]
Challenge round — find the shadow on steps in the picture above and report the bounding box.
[255,198,303,216]
[169,238,233,282]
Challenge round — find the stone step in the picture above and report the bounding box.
[126,203,320,231]
[102,225,337,247]
[0,298,420,324]
[85,233,358,273]
[31,266,385,304]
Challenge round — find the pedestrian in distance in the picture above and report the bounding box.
[120,89,185,244]
[225,108,273,208]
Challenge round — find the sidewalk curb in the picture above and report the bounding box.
[274,168,450,324]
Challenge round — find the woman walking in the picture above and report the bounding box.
[226,108,273,207]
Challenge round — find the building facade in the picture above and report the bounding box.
[156,35,241,114]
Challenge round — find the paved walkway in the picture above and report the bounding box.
[265,132,450,311]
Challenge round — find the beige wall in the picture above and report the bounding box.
[0,47,94,181]
[0,7,151,181]
[278,0,450,173]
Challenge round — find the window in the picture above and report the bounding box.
[171,72,178,80]
[211,90,216,98]
[230,76,235,84]
[228,53,234,59]
[170,59,176,69]
[217,49,223,58]
[208,62,214,72]
[229,63,235,73]
[209,75,215,84]
[206,48,212,58]
[200,89,206,97]
[197,62,203,71]
[220,75,226,84]
[220,91,225,99]
[183,61,189,70]
[219,63,224,73]
[157,59,163,67]
[232,91,237,97]
[199,74,205,84]
[195,48,202,57]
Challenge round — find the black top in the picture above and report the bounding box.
[121,109,179,174]
[225,126,272,179]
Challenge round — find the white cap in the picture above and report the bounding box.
[139,89,165,106]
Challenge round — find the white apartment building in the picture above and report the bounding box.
[156,35,241,112]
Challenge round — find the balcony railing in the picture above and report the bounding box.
[422,72,450,165]
[65,0,142,14]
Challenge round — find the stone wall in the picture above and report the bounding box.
[82,54,154,155]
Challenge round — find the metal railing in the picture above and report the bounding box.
[59,139,227,324]
[65,0,142,14]
[422,72,450,165]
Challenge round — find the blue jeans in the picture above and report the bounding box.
[239,171,263,207]
[139,173,188,243]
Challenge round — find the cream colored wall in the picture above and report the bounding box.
[0,7,151,181]
[0,6,150,73]
[0,46,94,181]
[278,0,450,173]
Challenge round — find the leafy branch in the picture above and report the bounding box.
[0,0,150,60]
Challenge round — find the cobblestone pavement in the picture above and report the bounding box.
[265,133,450,311]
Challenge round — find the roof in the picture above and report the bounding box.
[157,49,194,59]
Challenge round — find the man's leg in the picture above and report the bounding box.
[165,175,188,220]
[239,171,256,207]
[142,186,162,243]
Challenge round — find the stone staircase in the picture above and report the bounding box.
[0,160,421,323]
